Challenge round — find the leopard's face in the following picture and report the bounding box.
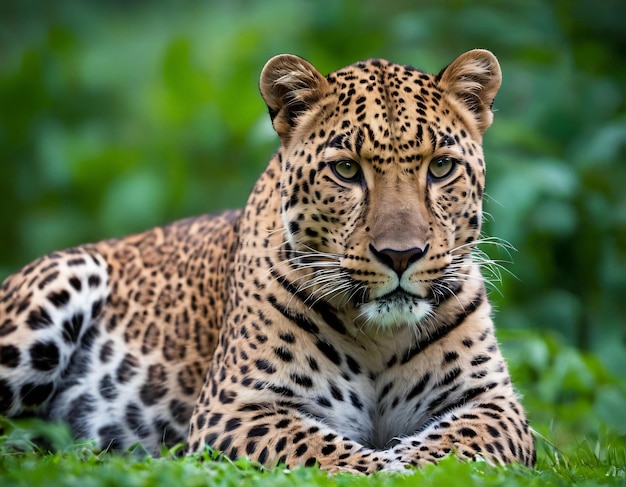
[262,53,500,333]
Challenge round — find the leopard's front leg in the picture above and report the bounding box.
[188,400,407,474]
[384,396,536,470]
[188,395,534,473]
[188,362,535,473]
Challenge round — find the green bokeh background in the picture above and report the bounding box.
[1,0,625,451]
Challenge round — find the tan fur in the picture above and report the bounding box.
[0,51,533,473]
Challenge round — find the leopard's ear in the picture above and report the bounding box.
[438,49,502,135]
[260,54,329,142]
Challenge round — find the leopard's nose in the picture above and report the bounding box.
[369,244,429,276]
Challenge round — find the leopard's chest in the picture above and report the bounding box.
[292,342,435,449]
[296,372,434,449]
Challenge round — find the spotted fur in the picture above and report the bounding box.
[0,50,534,473]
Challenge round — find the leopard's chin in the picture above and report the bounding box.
[357,291,432,330]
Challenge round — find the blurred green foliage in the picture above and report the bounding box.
[0,0,625,454]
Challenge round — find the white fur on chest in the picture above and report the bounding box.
[299,372,433,449]
[298,331,437,448]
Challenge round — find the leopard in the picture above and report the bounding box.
[0,49,535,473]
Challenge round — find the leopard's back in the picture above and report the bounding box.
[0,211,239,452]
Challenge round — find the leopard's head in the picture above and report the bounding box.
[260,50,501,333]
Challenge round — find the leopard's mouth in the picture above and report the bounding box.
[373,287,429,307]
[375,290,427,312]
[356,288,432,329]
[379,287,422,300]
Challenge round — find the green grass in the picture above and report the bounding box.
[1,417,624,487]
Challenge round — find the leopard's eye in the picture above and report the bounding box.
[331,160,362,182]
[428,156,456,180]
